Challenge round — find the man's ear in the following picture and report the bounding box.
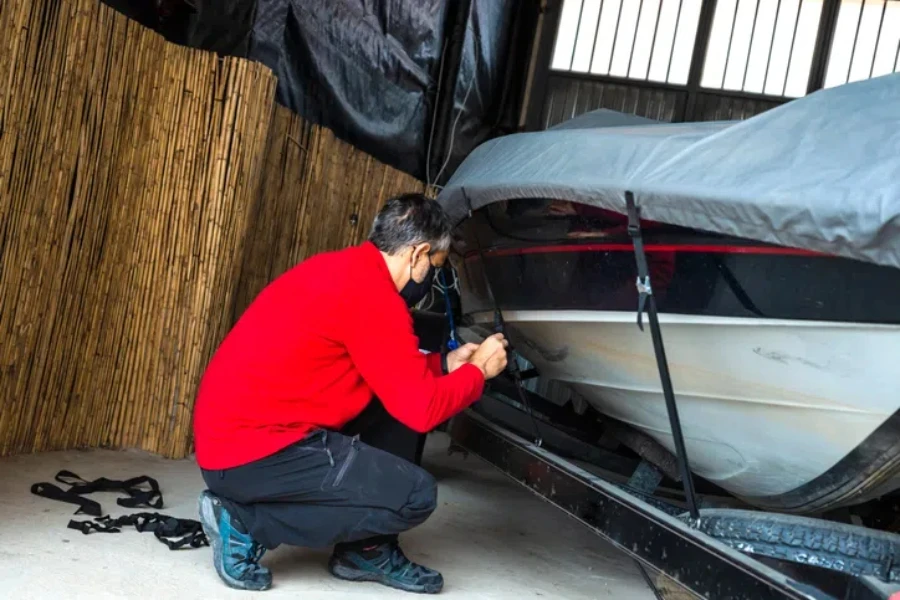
[411,242,432,264]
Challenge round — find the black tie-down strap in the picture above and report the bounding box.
[68,512,209,550]
[32,470,206,551]
[31,470,163,517]
[625,191,700,521]
[625,195,653,332]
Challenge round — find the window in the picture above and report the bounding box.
[550,0,705,84]
[824,0,900,88]
[700,0,823,97]
[547,0,900,100]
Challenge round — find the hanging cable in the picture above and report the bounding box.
[462,188,543,447]
[425,43,448,188]
[432,27,479,186]
[439,268,460,351]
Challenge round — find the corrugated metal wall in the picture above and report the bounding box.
[690,92,784,121]
[541,75,684,127]
[540,73,784,128]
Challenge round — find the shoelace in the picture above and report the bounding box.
[251,542,267,565]
[384,543,416,577]
[230,534,268,575]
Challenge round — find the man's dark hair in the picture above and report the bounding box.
[368,193,453,255]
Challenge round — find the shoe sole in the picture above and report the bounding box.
[330,562,443,594]
[198,491,271,592]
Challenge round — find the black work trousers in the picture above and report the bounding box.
[200,400,434,551]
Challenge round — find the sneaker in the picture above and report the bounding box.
[197,490,272,591]
[328,541,444,594]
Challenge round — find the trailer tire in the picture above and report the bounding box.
[684,509,900,582]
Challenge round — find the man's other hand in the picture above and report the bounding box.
[469,333,509,380]
[446,343,480,373]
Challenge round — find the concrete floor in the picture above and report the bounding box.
[1,433,653,599]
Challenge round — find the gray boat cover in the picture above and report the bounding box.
[437,74,900,270]
[548,108,659,130]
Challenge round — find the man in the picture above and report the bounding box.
[192,193,509,594]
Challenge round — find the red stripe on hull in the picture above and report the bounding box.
[464,243,825,260]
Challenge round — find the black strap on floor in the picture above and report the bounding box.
[32,470,204,551]
[68,512,209,550]
[31,470,163,517]
[31,481,103,517]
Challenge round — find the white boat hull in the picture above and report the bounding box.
[465,310,900,510]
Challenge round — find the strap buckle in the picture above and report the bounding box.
[636,275,652,331]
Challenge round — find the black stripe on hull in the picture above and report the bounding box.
[471,245,900,325]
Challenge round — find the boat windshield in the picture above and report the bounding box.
[483,198,692,243]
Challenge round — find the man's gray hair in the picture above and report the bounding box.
[368,193,453,255]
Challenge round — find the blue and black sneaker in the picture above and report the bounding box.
[328,541,444,594]
[197,490,272,591]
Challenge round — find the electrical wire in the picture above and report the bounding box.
[425,43,448,188]
[432,26,479,186]
[438,268,460,350]
[463,188,543,447]
[413,263,458,312]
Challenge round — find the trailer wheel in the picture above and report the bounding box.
[685,509,900,582]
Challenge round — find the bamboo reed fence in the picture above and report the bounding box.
[0,0,425,459]
[232,106,425,320]
[0,0,277,458]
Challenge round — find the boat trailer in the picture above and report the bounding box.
[448,408,900,600]
[437,191,900,599]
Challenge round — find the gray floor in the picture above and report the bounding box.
[1,433,653,599]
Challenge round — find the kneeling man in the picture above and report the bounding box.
[192,193,508,593]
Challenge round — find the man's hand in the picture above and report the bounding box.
[469,333,509,380]
[445,343,480,373]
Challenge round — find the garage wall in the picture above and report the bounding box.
[0,0,423,459]
[232,106,424,322]
[0,0,277,459]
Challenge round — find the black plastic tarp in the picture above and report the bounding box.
[432,0,521,184]
[100,0,255,56]
[262,0,448,178]
[102,0,534,182]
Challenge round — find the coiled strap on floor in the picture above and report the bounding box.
[31,470,163,517]
[67,512,208,550]
[32,470,205,551]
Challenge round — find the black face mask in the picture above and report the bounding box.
[400,263,435,308]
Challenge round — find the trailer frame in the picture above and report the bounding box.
[447,408,900,600]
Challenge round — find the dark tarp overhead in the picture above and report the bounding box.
[261,0,529,181]
[100,0,256,55]
[437,74,900,271]
[103,0,533,182]
[430,0,522,184]
[257,0,447,179]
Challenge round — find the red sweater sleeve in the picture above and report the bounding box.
[342,294,484,433]
[425,351,444,377]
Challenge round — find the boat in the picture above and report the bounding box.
[434,74,900,515]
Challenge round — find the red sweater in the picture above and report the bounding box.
[192,241,485,469]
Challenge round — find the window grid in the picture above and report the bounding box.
[823,0,900,88]
[550,0,704,85]
[700,0,823,98]
[547,0,900,101]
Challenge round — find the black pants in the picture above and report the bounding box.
[201,400,434,551]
